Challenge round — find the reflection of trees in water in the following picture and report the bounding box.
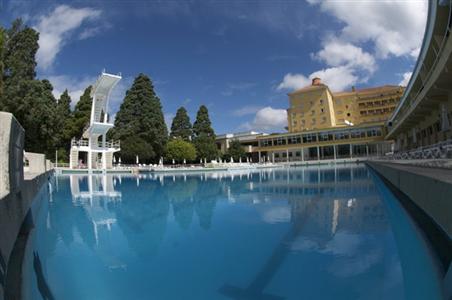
[166,177,198,230]
[115,180,170,257]
[194,178,220,230]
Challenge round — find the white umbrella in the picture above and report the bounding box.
[200,159,202,164]
[113,156,117,164]
[119,157,122,164]
[136,155,139,164]
[183,159,186,164]
[231,157,234,163]
[172,159,175,165]
[239,157,242,163]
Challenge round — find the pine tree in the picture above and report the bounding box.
[70,86,93,139]
[193,105,218,161]
[112,73,168,163]
[55,90,73,157]
[170,106,192,141]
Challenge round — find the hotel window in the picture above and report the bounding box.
[347,113,351,117]
[367,129,382,137]
[345,105,349,109]
[320,99,324,105]
[301,119,306,125]
[311,118,316,124]
[261,140,268,147]
[311,110,315,115]
[303,133,317,143]
[295,151,301,157]
[320,108,325,113]
[351,130,365,139]
[319,132,333,141]
[275,137,286,145]
[288,136,301,144]
[322,116,327,123]
[335,132,349,140]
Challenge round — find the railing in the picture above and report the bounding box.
[71,139,120,149]
[382,139,452,160]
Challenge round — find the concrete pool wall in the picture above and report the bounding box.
[367,161,452,299]
[0,112,53,300]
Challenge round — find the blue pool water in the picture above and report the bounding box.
[26,166,443,300]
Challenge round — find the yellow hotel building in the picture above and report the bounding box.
[256,78,404,162]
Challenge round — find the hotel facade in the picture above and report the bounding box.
[254,78,404,163]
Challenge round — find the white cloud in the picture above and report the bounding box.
[222,82,257,96]
[48,75,96,106]
[308,0,428,59]
[277,73,311,91]
[34,5,102,70]
[232,105,263,117]
[240,106,287,131]
[48,74,130,114]
[278,66,358,92]
[399,72,412,86]
[314,39,376,73]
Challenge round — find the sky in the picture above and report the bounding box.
[1,0,428,134]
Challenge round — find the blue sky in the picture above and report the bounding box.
[1,0,427,134]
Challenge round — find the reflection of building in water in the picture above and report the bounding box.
[70,175,122,245]
[218,166,388,240]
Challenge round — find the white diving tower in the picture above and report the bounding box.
[70,71,122,170]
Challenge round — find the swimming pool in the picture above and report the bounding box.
[24,166,443,299]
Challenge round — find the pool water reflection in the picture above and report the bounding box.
[26,166,441,299]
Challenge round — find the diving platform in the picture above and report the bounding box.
[70,71,122,170]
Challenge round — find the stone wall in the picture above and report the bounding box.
[0,112,52,300]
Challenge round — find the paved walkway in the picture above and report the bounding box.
[376,161,452,185]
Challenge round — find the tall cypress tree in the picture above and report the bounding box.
[55,90,73,153]
[70,86,93,139]
[170,106,192,141]
[193,105,217,161]
[113,73,168,163]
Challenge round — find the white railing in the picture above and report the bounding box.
[381,139,452,160]
[71,139,120,149]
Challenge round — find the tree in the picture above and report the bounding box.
[69,86,92,139]
[226,140,246,161]
[1,19,40,124]
[192,105,217,161]
[170,106,192,141]
[165,139,196,163]
[120,136,155,164]
[0,28,5,103]
[0,20,60,156]
[21,80,58,157]
[112,73,168,163]
[55,90,73,159]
